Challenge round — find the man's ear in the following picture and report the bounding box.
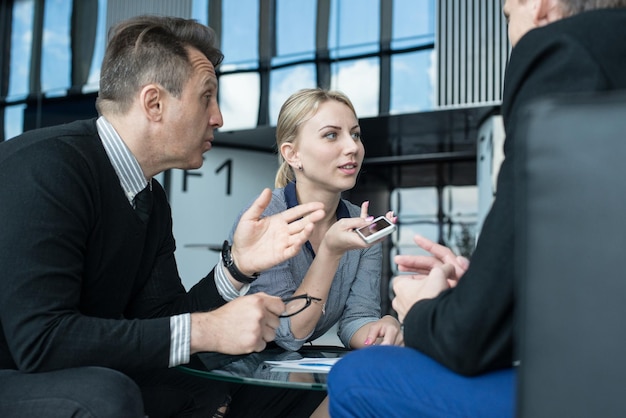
[533,0,566,26]
[140,84,164,121]
[280,142,300,169]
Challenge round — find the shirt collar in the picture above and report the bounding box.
[96,116,150,203]
[284,181,350,219]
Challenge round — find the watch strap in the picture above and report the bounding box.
[221,240,259,284]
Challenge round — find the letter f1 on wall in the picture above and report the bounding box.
[169,147,277,289]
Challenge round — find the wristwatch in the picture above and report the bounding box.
[221,240,259,284]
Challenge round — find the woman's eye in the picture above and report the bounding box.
[324,132,337,140]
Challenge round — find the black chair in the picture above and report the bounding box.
[514,90,626,418]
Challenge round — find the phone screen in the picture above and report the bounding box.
[358,217,392,237]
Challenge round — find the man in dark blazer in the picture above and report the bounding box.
[327,1,626,417]
[0,15,328,418]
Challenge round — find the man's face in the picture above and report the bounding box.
[503,0,540,46]
[160,47,223,170]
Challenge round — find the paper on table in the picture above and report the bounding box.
[264,357,341,373]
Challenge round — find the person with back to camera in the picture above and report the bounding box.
[223,88,403,417]
[326,0,626,417]
[0,15,328,418]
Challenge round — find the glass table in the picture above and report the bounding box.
[178,345,349,391]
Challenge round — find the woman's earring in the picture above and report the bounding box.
[297,164,303,171]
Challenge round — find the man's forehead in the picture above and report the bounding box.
[186,47,218,86]
[188,48,215,71]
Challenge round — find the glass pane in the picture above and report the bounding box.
[443,222,477,258]
[391,187,439,254]
[331,58,379,118]
[191,0,208,25]
[221,0,258,67]
[42,0,72,96]
[8,0,35,99]
[276,0,315,59]
[84,0,108,93]
[269,65,316,125]
[392,0,435,47]
[218,72,260,131]
[390,50,435,114]
[442,185,478,257]
[329,0,379,59]
[443,185,477,221]
[4,104,26,140]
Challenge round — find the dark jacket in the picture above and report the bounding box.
[402,8,626,376]
[0,119,225,373]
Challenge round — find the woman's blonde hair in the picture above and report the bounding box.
[274,88,358,188]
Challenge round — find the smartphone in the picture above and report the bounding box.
[355,216,396,244]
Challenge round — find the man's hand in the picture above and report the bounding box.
[231,188,325,276]
[394,234,469,286]
[391,264,456,323]
[190,293,285,355]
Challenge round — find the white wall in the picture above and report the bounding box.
[168,147,278,289]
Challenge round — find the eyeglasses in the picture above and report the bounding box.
[279,294,323,318]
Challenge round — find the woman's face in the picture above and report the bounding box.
[293,100,364,194]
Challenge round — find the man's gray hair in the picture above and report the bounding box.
[559,0,626,16]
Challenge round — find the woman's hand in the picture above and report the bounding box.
[352,315,404,348]
[320,201,398,256]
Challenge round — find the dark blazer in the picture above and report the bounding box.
[402,9,626,376]
[0,119,226,373]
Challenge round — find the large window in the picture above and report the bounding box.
[215,0,436,129]
[2,0,437,139]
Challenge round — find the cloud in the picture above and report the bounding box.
[269,66,315,124]
[219,73,261,131]
[428,49,437,108]
[332,60,379,118]
[10,3,33,82]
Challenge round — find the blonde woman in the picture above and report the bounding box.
[229,88,402,351]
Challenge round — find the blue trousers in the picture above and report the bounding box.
[327,346,515,418]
